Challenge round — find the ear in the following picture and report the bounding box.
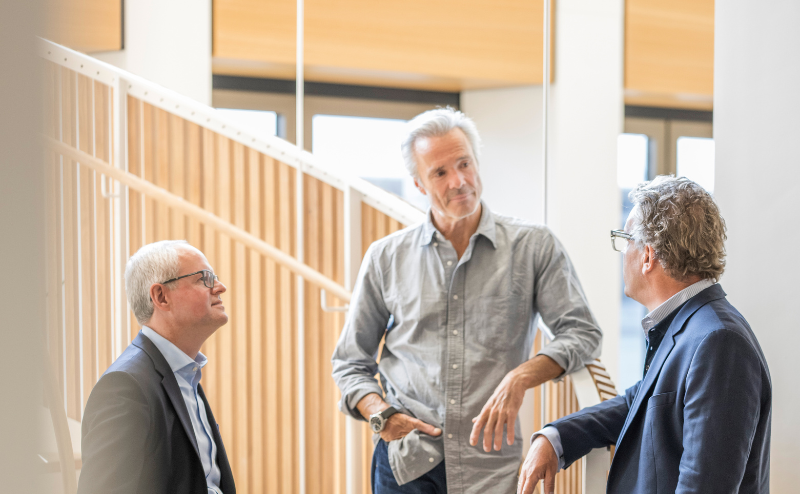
[641,245,658,275]
[150,283,172,314]
[414,178,428,196]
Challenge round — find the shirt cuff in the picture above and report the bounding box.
[531,426,565,472]
[341,384,385,421]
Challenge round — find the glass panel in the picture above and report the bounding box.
[312,114,428,209]
[677,136,715,193]
[617,133,648,391]
[215,108,278,137]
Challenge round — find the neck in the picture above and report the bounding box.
[146,321,206,359]
[642,274,703,312]
[431,203,482,258]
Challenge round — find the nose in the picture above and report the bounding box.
[213,280,227,294]
[447,169,466,189]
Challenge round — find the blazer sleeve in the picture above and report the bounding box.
[676,329,764,493]
[549,382,639,469]
[77,371,151,494]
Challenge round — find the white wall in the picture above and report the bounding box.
[461,86,544,223]
[462,0,623,455]
[714,2,800,490]
[94,0,212,105]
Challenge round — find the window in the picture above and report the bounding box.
[616,133,649,391]
[677,137,715,193]
[312,114,427,209]
[215,108,278,138]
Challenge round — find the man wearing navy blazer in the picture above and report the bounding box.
[78,240,236,494]
[518,176,771,494]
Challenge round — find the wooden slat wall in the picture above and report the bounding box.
[44,63,116,421]
[45,59,607,494]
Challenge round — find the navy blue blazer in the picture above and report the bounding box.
[550,284,771,493]
[78,332,236,494]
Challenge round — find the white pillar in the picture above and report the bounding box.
[548,0,623,385]
[714,2,800,490]
[93,0,212,105]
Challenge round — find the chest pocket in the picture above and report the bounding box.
[472,295,524,351]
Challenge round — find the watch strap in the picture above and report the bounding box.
[380,406,398,421]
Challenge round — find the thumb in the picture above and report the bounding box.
[414,418,442,436]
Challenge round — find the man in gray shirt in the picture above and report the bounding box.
[331,108,602,493]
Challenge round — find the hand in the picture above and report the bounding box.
[517,435,558,494]
[469,371,526,452]
[381,413,442,442]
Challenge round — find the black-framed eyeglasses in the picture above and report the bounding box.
[610,230,635,253]
[160,270,219,289]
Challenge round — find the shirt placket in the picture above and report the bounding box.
[440,239,466,494]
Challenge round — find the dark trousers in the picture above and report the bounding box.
[371,439,447,493]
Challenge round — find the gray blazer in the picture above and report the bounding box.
[550,284,771,493]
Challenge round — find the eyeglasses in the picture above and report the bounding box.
[610,230,635,253]
[160,270,219,289]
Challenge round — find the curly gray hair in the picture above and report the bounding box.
[629,176,727,282]
[400,107,482,180]
[124,240,202,326]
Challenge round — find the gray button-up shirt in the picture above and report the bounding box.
[331,203,602,493]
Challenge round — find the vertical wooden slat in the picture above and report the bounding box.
[215,134,234,475]
[142,103,156,245]
[200,127,219,435]
[61,67,81,421]
[94,81,112,376]
[231,141,249,492]
[169,113,186,238]
[186,123,202,244]
[320,180,337,493]
[246,148,264,494]
[78,74,97,409]
[278,161,297,494]
[263,156,280,494]
[154,108,169,241]
[304,176,321,494]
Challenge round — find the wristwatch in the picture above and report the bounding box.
[369,406,398,433]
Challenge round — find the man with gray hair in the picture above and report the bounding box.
[332,107,602,493]
[518,176,771,494]
[78,240,236,494]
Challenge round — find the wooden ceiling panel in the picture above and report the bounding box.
[625,0,714,107]
[45,0,122,53]
[213,0,551,90]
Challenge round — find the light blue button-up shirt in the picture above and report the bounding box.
[142,326,223,494]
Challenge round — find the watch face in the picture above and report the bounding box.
[370,416,382,433]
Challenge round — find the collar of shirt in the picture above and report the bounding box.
[141,326,208,386]
[420,200,498,249]
[640,278,715,337]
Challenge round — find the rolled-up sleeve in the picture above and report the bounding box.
[533,228,603,377]
[331,244,392,420]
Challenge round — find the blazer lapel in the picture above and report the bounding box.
[615,284,727,449]
[132,331,202,459]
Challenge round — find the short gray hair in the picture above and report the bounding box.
[400,107,482,179]
[629,176,727,282]
[124,240,199,326]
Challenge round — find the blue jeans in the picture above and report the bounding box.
[371,439,447,493]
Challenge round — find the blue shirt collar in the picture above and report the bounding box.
[141,326,208,375]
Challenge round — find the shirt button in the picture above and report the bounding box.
[645,365,650,371]
[453,295,458,300]
[450,399,456,404]
[452,330,458,335]
[452,364,458,369]
[448,433,453,439]
[447,260,453,266]
[434,242,438,247]
[650,346,653,350]
[429,457,435,463]
[192,367,197,372]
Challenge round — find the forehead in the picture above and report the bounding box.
[177,247,212,272]
[414,128,474,163]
